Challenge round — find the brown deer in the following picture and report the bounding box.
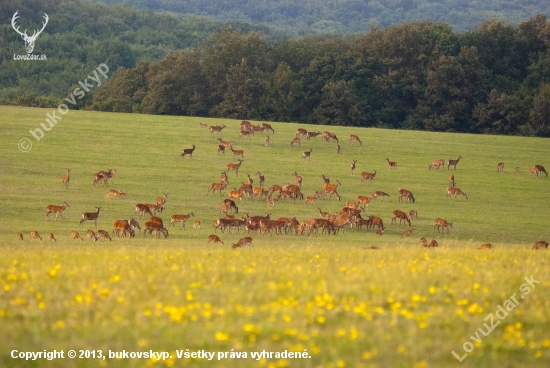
[535,165,548,177]
[30,231,42,241]
[227,159,244,175]
[239,130,253,139]
[350,160,357,175]
[322,131,338,143]
[434,218,453,233]
[230,147,244,158]
[106,190,125,199]
[305,193,319,205]
[320,174,330,184]
[208,234,224,244]
[180,144,196,159]
[290,137,301,147]
[408,210,418,219]
[17,232,23,240]
[232,237,253,249]
[360,170,376,185]
[62,168,71,189]
[386,158,397,169]
[144,221,169,238]
[134,204,153,218]
[449,174,455,187]
[356,195,374,209]
[169,213,195,230]
[86,230,98,241]
[112,219,135,238]
[262,123,275,134]
[296,128,307,138]
[79,207,101,227]
[497,162,504,173]
[306,131,321,140]
[349,134,362,145]
[420,238,428,247]
[256,171,265,188]
[48,232,56,241]
[266,195,280,208]
[210,124,227,136]
[336,144,341,154]
[478,243,493,249]
[199,123,208,129]
[97,230,111,241]
[376,229,384,236]
[515,167,520,175]
[392,210,411,226]
[156,193,168,212]
[302,148,313,160]
[265,135,270,147]
[397,188,415,203]
[372,191,390,201]
[222,198,239,213]
[324,180,342,201]
[427,239,438,248]
[447,156,463,170]
[94,168,117,186]
[220,171,229,185]
[46,201,70,221]
[207,181,228,196]
[246,173,254,186]
[447,187,468,200]
[144,203,162,216]
[532,241,548,250]
[227,188,243,202]
[401,228,415,238]
[71,230,83,241]
[193,221,204,229]
[369,216,384,231]
[217,138,233,149]
[293,172,303,188]
[240,120,252,130]
[428,159,444,170]
[530,167,539,177]
[253,187,269,200]
[217,144,225,155]
[148,216,164,227]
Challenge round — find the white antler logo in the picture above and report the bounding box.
[12,11,49,54]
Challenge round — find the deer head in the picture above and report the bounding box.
[12,11,49,54]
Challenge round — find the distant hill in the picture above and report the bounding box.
[94,0,550,34]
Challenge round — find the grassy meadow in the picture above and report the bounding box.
[0,105,549,367]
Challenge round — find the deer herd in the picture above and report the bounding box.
[18,120,548,250]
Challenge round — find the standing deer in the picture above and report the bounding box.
[48,232,56,241]
[360,170,376,185]
[217,144,225,155]
[447,187,468,200]
[227,159,244,176]
[386,158,397,169]
[210,125,227,136]
[62,168,71,189]
[497,162,504,173]
[169,213,195,230]
[515,167,520,175]
[447,156,463,170]
[397,188,415,203]
[156,193,169,212]
[336,144,341,154]
[349,134,362,145]
[71,231,83,241]
[293,172,302,188]
[290,138,301,147]
[478,243,493,249]
[306,131,321,140]
[256,171,265,188]
[350,160,357,175]
[79,207,101,227]
[17,232,23,241]
[428,159,444,170]
[181,145,196,159]
[207,182,228,196]
[392,210,411,226]
[434,218,453,233]
[302,148,312,160]
[449,174,455,187]
[535,164,548,177]
[532,241,548,250]
[262,123,275,134]
[46,202,70,221]
[296,128,307,138]
[372,191,390,201]
[265,135,270,147]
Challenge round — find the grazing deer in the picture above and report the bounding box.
[199,123,208,129]
[434,218,453,233]
[428,159,444,170]
[112,219,135,238]
[336,144,341,154]
[239,130,253,139]
[532,241,548,250]
[79,207,101,227]
[369,216,384,231]
[217,138,233,149]
[97,230,111,241]
[86,230,98,241]
[447,187,468,200]
[408,210,418,219]
[293,172,303,188]
[372,191,389,201]
[449,174,455,187]
[302,148,313,160]
[148,216,164,227]
[144,221,169,238]
[296,128,307,138]
[262,123,275,134]
[232,237,253,249]
[208,234,224,244]
[210,124,227,136]
[447,156,463,170]
[222,199,239,214]
[207,181,228,196]
[30,231,42,241]
[17,232,23,241]
[71,231,83,241]
[46,201,70,221]
[392,210,411,226]
[230,147,244,158]
[323,131,339,143]
[290,137,301,147]
[256,171,265,188]
[535,164,548,177]
[478,243,492,249]
[360,170,376,185]
[193,221,204,229]
[304,131,320,140]
[515,167,520,175]
[401,228,415,238]
[497,162,504,173]
[349,134,362,145]
[181,144,196,159]
[376,229,384,236]
[240,120,252,130]
[62,168,71,189]
[169,213,195,230]
[350,160,357,175]
[397,188,415,203]
[48,232,56,241]
[134,204,153,218]
[217,144,225,155]
[156,193,168,212]
[386,158,397,169]
[227,159,244,176]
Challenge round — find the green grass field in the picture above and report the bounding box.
[0,106,549,367]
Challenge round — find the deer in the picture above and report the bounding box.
[208,234,224,244]
[434,218,453,233]
[290,137,301,147]
[369,216,384,231]
[169,213,195,230]
[305,193,319,205]
[350,160,357,175]
[421,239,438,248]
[265,135,270,147]
[478,243,493,249]
[302,148,313,160]
[376,229,384,236]
[144,221,169,238]
[428,159,444,170]
[266,195,280,208]
[293,172,303,188]
[193,221,204,229]
[532,241,548,250]
[156,193,169,212]
[30,231,42,241]
[397,188,415,203]
[392,210,411,226]
[356,195,374,210]
[447,187,468,200]
[268,184,283,197]
[210,124,227,136]
[535,165,548,177]
[239,130,253,139]
[86,230,98,241]
[372,191,390,201]
[93,169,117,186]
[304,131,320,140]
[207,181,229,196]
[227,188,243,202]
[222,199,239,214]
[48,232,56,241]
[497,162,504,173]
[401,228,416,238]
[144,203,162,216]
[79,207,101,227]
[232,237,253,249]
[106,190,125,199]
[17,232,23,241]
[46,201,70,221]
[336,144,341,154]
[449,174,455,187]
[262,123,275,134]
[246,173,254,186]
[97,230,111,241]
[530,167,539,177]
[360,170,376,185]
[408,210,418,219]
[148,216,164,227]
[322,131,338,143]
[62,168,71,189]
[447,156,463,170]
[134,204,153,218]
[252,187,269,200]
[240,120,252,130]
[217,144,225,155]
[112,219,135,238]
[71,231,83,241]
[296,128,307,138]
[199,123,208,129]
[324,180,342,201]
[386,158,397,169]
[181,144,196,159]
[227,159,244,176]
[515,167,520,175]
[420,238,428,247]
[255,171,265,188]
[349,134,362,145]
[217,138,233,149]
[12,11,49,54]
[320,174,330,184]
[230,147,244,158]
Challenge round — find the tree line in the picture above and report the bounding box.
[92,16,550,136]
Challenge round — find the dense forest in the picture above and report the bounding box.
[96,0,550,34]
